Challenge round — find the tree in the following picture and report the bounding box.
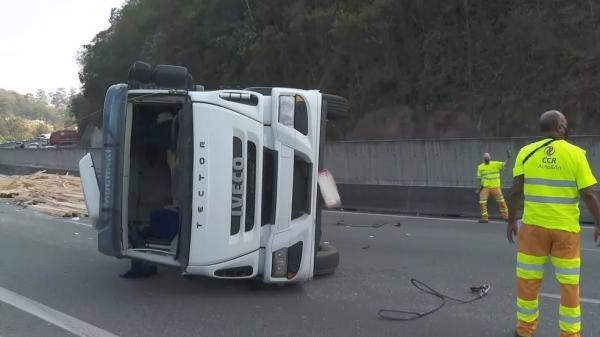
[50,88,69,111]
[0,88,62,140]
[73,0,600,139]
[35,89,48,104]
[68,93,96,131]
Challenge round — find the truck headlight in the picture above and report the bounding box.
[278,96,295,127]
[271,247,288,278]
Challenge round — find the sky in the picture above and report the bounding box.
[0,0,125,95]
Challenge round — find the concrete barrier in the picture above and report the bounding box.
[324,136,600,221]
[0,148,101,173]
[324,136,600,187]
[1,136,599,222]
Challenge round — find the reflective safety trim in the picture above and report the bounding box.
[560,305,581,317]
[517,262,544,271]
[560,316,581,324]
[559,319,582,333]
[525,178,577,188]
[524,195,579,204]
[552,257,581,282]
[517,269,544,280]
[551,256,581,269]
[555,273,580,285]
[517,307,539,316]
[517,253,546,279]
[559,305,581,332]
[517,252,548,265]
[517,311,539,323]
[555,267,580,275]
[481,171,500,176]
[517,297,538,309]
[559,321,581,333]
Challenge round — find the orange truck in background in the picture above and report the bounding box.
[49,130,79,146]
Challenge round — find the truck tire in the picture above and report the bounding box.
[322,94,349,120]
[128,61,152,88]
[314,242,339,276]
[153,64,194,90]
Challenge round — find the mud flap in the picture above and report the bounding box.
[79,153,100,227]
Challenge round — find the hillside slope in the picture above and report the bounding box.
[74,0,600,139]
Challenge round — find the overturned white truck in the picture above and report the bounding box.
[79,61,346,283]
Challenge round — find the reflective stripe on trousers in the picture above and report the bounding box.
[516,223,581,337]
[479,187,508,220]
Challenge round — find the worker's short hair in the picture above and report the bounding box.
[539,110,562,132]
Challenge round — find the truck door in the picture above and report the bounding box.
[98,84,128,257]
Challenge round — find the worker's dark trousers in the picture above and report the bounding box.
[516,224,581,337]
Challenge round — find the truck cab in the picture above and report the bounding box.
[79,62,345,283]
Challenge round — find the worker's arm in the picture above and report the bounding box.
[503,149,512,168]
[580,186,600,243]
[506,175,524,243]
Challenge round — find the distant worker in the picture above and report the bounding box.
[477,152,509,223]
[507,110,600,337]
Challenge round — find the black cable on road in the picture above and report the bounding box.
[378,278,490,321]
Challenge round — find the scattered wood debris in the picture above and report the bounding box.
[0,171,87,217]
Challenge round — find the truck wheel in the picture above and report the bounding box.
[314,242,339,276]
[322,94,349,120]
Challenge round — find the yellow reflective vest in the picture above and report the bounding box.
[477,161,505,188]
[513,139,597,232]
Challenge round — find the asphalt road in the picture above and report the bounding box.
[1,204,599,337]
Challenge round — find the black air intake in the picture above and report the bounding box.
[214,266,253,278]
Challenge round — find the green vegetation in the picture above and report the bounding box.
[74,0,600,139]
[0,88,70,141]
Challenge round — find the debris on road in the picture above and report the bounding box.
[0,171,86,217]
[335,219,402,229]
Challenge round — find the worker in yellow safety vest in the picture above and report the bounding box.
[477,153,509,223]
[507,110,600,337]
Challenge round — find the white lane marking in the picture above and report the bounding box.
[540,293,600,305]
[0,286,119,337]
[65,220,92,228]
[582,248,600,253]
[323,210,505,223]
